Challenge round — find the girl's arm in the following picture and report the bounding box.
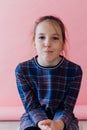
[15,63,48,125]
[53,65,83,129]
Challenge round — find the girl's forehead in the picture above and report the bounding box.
[35,21,62,34]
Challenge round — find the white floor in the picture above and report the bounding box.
[79,121,87,130]
[0,121,20,130]
[0,121,87,130]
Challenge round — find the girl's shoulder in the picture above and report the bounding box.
[63,57,83,75]
[64,57,81,68]
[15,57,35,73]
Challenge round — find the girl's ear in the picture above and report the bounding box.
[62,44,64,51]
[61,42,64,51]
[32,41,37,55]
[33,42,36,47]
[32,39,35,46]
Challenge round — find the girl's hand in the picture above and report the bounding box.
[38,124,51,130]
[38,119,64,130]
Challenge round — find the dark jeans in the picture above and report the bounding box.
[24,127,41,130]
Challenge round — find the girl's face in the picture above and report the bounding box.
[34,21,64,66]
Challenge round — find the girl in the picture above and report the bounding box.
[15,15,82,130]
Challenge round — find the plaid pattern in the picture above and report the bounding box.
[15,56,82,130]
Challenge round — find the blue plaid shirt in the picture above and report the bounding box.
[15,56,82,130]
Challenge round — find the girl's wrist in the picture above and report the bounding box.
[56,119,65,130]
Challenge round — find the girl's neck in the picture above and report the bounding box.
[37,56,62,67]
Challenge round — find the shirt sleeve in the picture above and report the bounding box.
[15,64,48,125]
[53,65,83,128]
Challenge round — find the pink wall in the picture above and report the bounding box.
[0,0,87,108]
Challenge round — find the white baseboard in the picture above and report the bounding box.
[74,105,87,120]
[0,105,87,120]
[0,106,24,120]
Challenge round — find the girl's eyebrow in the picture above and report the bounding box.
[52,33,60,36]
[38,33,45,35]
[37,33,60,36]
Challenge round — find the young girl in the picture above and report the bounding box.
[15,15,82,130]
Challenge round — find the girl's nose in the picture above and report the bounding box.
[44,38,51,46]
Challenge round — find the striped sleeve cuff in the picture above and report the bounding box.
[29,107,48,125]
[53,111,72,128]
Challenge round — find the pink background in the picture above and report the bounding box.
[0,0,87,111]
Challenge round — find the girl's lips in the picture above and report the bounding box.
[44,50,53,53]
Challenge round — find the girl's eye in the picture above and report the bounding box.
[52,37,59,40]
[38,36,45,40]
